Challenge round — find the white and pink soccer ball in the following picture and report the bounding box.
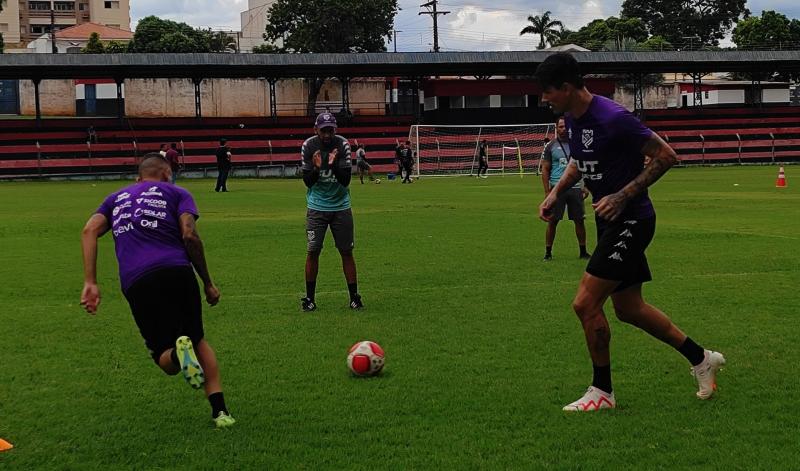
[347,341,385,376]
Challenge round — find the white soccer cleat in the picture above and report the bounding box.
[692,350,726,400]
[563,386,616,412]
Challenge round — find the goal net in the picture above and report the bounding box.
[408,124,555,177]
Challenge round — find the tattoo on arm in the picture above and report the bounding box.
[551,161,582,197]
[621,134,678,200]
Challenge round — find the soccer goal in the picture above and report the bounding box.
[408,123,555,177]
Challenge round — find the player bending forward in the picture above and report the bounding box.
[80,155,235,428]
[536,53,726,411]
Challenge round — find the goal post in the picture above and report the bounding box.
[409,123,555,177]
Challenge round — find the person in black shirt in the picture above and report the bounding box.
[477,139,489,178]
[398,140,414,183]
[215,138,232,192]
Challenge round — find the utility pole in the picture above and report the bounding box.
[419,0,449,52]
[392,29,402,53]
[50,9,58,54]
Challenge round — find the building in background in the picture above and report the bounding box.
[27,22,132,53]
[239,0,278,53]
[0,0,130,51]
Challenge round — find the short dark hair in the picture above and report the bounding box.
[220,138,227,145]
[171,142,177,149]
[534,52,584,90]
[139,153,169,177]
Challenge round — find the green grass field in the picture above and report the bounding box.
[1,166,798,470]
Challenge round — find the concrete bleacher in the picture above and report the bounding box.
[644,106,800,164]
[0,116,413,177]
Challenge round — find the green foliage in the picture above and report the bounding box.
[640,35,673,51]
[0,168,798,468]
[732,10,800,50]
[621,0,748,47]
[128,15,228,53]
[81,32,105,54]
[264,0,398,53]
[104,40,128,53]
[519,11,564,49]
[560,17,647,51]
[252,43,280,54]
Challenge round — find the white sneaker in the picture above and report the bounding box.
[692,350,726,399]
[563,386,616,412]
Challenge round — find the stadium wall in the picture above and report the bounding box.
[614,84,676,111]
[19,80,76,116]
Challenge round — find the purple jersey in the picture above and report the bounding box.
[565,95,655,220]
[96,182,198,292]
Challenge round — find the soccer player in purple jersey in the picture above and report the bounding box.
[80,155,235,428]
[535,53,726,411]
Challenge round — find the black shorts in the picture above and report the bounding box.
[586,216,656,292]
[551,188,585,221]
[306,208,355,253]
[357,161,371,171]
[124,266,204,363]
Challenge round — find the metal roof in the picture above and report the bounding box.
[1,51,799,80]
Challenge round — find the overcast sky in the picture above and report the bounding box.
[130,0,800,51]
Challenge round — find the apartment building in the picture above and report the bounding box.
[0,0,130,50]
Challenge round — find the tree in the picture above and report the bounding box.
[82,32,105,54]
[640,35,673,51]
[732,10,796,50]
[208,30,237,53]
[128,16,212,53]
[621,0,748,47]
[105,40,128,53]
[561,17,648,51]
[262,0,399,116]
[519,11,564,49]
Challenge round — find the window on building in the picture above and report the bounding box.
[66,46,82,53]
[704,91,710,99]
[449,96,465,109]
[465,96,490,108]
[501,95,526,108]
[54,2,76,11]
[79,3,87,10]
[104,1,120,9]
[29,1,52,11]
[30,25,48,34]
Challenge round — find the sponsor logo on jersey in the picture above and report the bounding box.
[112,222,134,236]
[582,129,594,149]
[115,192,131,203]
[608,252,624,261]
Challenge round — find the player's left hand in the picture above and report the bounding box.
[328,148,339,166]
[204,283,221,306]
[80,282,101,315]
[592,192,628,221]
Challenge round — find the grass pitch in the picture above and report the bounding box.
[0,166,798,469]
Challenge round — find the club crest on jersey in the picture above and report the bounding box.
[582,129,594,149]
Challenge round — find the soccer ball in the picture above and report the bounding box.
[374,178,381,184]
[347,341,385,376]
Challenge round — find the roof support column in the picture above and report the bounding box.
[33,78,42,127]
[193,77,203,119]
[413,76,423,123]
[268,77,278,122]
[691,73,703,109]
[749,73,763,108]
[115,78,125,122]
[340,76,351,116]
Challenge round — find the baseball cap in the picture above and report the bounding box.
[315,112,337,129]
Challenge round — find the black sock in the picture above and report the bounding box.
[306,281,316,300]
[579,245,588,255]
[545,246,552,256]
[677,337,706,366]
[208,392,228,418]
[348,282,358,299]
[170,348,179,368]
[592,364,613,394]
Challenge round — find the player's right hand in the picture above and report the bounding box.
[80,282,101,315]
[539,194,557,222]
[204,283,221,306]
[312,151,322,169]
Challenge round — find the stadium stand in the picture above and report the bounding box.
[0,116,413,178]
[644,106,800,164]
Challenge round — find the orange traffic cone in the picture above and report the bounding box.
[0,438,13,452]
[776,166,787,188]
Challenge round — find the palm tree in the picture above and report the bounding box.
[520,11,564,49]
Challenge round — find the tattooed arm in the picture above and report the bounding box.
[592,133,678,221]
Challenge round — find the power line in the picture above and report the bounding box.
[419,0,450,52]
